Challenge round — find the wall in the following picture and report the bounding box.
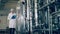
[0,10,9,29]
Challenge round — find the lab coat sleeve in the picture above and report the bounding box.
[7,14,11,20]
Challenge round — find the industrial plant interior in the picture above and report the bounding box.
[0,0,60,34]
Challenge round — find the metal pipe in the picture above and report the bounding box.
[39,0,55,10]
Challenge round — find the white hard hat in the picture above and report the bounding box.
[10,8,14,11]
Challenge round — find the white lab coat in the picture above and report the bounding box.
[8,13,16,28]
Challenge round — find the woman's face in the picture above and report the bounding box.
[10,9,15,13]
[11,11,15,13]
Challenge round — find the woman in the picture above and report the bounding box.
[8,8,16,34]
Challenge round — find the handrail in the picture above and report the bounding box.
[39,0,55,10]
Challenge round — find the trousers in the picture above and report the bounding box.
[9,28,15,34]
